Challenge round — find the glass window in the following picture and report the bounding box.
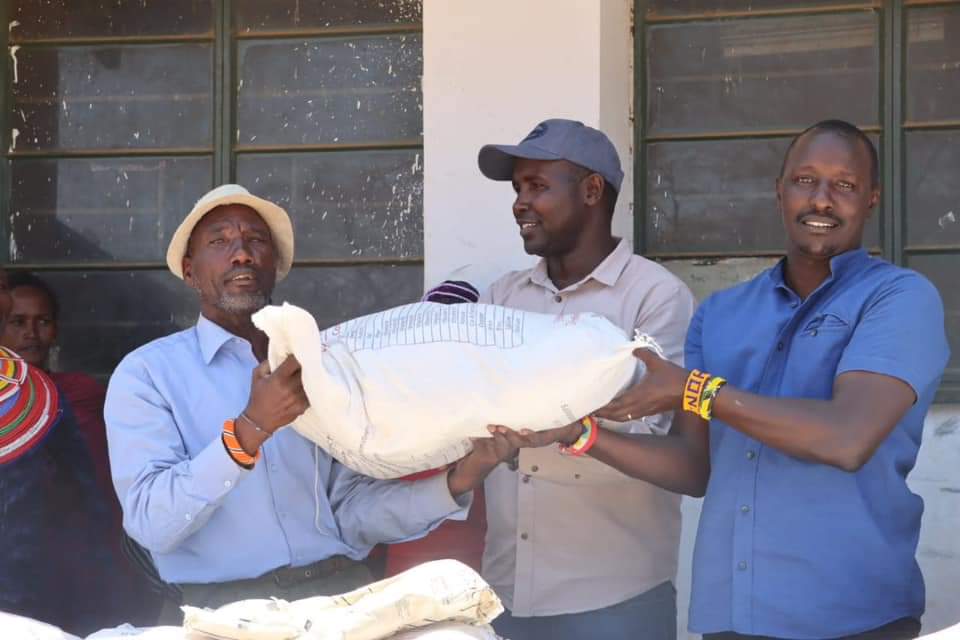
[275,265,424,332]
[905,130,960,249]
[236,151,423,260]
[647,13,879,135]
[906,5,960,123]
[236,35,423,147]
[905,254,960,379]
[9,157,212,264]
[235,0,421,33]
[646,1,874,19]
[11,44,213,151]
[10,0,214,40]
[42,270,199,377]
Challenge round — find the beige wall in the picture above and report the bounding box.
[422,0,633,291]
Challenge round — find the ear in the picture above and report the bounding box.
[582,173,604,207]
[775,177,784,213]
[182,255,195,288]
[867,185,880,214]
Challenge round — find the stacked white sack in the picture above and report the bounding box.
[252,302,660,479]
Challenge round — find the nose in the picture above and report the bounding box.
[513,190,530,218]
[810,181,834,212]
[229,238,255,265]
[24,321,38,339]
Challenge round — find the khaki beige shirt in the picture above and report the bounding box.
[480,239,696,616]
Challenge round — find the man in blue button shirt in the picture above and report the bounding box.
[518,121,949,639]
[105,185,514,620]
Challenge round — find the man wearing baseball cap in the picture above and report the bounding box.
[476,119,699,640]
[104,185,514,620]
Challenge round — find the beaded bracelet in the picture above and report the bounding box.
[682,369,727,421]
[222,419,260,469]
[560,416,599,457]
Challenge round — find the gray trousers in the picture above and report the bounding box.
[158,556,373,625]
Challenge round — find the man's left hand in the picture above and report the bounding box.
[595,348,687,422]
[446,426,526,497]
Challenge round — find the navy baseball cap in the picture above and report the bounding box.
[478,119,624,193]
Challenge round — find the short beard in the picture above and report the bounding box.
[213,292,268,314]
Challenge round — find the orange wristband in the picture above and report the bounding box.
[222,419,260,468]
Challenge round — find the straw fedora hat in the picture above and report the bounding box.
[166,184,295,281]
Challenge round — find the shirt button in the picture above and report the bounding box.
[520,533,529,541]
[224,480,232,488]
[574,473,581,480]
[738,561,748,571]
[776,342,784,351]
[522,475,530,484]
[184,513,192,521]
[531,465,539,472]
[554,295,562,303]
[790,300,799,308]
[741,504,751,514]
[810,329,818,337]
[746,450,756,460]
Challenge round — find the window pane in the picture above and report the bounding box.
[237,35,422,146]
[11,44,213,151]
[236,151,423,260]
[906,5,960,123]
[40,270,197,378]
[905,254,960,379]
[275,265,424,332]
[41,264,422,379]
[645,138,880,254]
[235,0,421,32]
[9,157,212,264]
[905,130,960,249]
[646,1,874,18]
[646,13,879,135]
[10,0,213,40]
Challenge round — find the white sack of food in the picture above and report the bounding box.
[252,302,661,479]
[0,612,80,640]
[182,559,503,640]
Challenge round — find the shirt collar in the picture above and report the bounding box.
[528,238,633,291]
[768,247,870,289]
[196,314,241,365]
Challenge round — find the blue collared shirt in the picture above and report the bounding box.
[687,249,949,639]
[105,315,469,584]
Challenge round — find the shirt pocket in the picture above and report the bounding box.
[796,310,853,370]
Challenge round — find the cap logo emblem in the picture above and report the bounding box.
[521,122,548,143]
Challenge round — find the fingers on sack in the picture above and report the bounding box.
[275,354,302,376]
[632,347,661,364]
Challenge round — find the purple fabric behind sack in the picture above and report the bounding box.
[422,280,479,305]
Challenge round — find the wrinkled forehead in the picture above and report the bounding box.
[188,203,273,249]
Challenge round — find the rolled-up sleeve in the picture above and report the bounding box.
[328,463,471,551]
[105,354,246,554]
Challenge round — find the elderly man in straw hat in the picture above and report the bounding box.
[105,185,516,620]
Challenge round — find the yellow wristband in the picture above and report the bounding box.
[698,376,727,421]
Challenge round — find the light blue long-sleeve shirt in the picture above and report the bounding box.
[105,314,470,584]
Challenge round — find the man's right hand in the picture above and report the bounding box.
[235,355,310,455]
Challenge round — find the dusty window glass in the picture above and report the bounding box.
[646,1,874,18]
[235,0,421,33]
[274,265,424,331]
[9,0,213,40]
[39,270,198,378]
[236,35,422,146]
[646,12,879,135]
[9,157,212,264]
[10,44,213,151]
[906,5,960,124]
[905,130,960,249]
[645,137,881,254]
[236,151,423,260]
[906,254,960,378]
